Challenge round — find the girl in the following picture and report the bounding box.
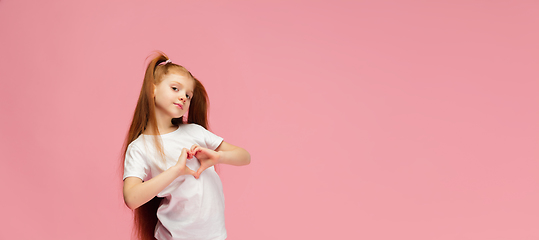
[122,51,250,240]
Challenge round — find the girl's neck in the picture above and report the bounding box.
[145,114,178,135]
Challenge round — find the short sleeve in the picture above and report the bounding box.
[194,124,224,150]
[123,144,150,181]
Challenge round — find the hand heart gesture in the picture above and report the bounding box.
[188,144,220,179]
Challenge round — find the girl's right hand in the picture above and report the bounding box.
[174,148,196,176]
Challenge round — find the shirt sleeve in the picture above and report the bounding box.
[194,124,224,150]
[123,144,150,181]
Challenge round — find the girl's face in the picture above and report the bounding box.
[154,73,195,119]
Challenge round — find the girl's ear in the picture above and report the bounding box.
[153,84,156,97]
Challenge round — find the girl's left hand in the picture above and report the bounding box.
[189,144,220,179]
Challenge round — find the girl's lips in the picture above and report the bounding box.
[174,103,183,110]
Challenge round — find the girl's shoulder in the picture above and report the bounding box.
[127,134,151,151]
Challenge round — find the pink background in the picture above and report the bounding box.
[1,0,538,239]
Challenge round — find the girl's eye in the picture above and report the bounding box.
[186,94,191,99]
[172,87,178,91]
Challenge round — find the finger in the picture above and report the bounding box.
[190,144,199,154]
[178,148,188,162]
[188,145,198,158]
[194,145,203,154]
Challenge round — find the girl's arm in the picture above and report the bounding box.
[215,141,251,166]
[123,148,194,210]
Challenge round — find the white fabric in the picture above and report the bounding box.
[123,123,226,240]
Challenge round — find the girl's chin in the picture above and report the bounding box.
[171,114,185,119]
[168,112,184,119]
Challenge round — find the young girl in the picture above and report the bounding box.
[122,51,250,240]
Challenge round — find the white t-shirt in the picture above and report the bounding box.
[123,123,226,240]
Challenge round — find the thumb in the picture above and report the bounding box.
[178,148,188,163]
[195,165,208,179]
[184,166,196,176]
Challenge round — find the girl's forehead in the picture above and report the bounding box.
[161,73,195,88]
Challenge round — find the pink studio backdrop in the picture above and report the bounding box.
[1,0,538,239]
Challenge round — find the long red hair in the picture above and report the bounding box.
[121,51,210,240]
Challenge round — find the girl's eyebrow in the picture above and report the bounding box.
[170,81,183,86]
